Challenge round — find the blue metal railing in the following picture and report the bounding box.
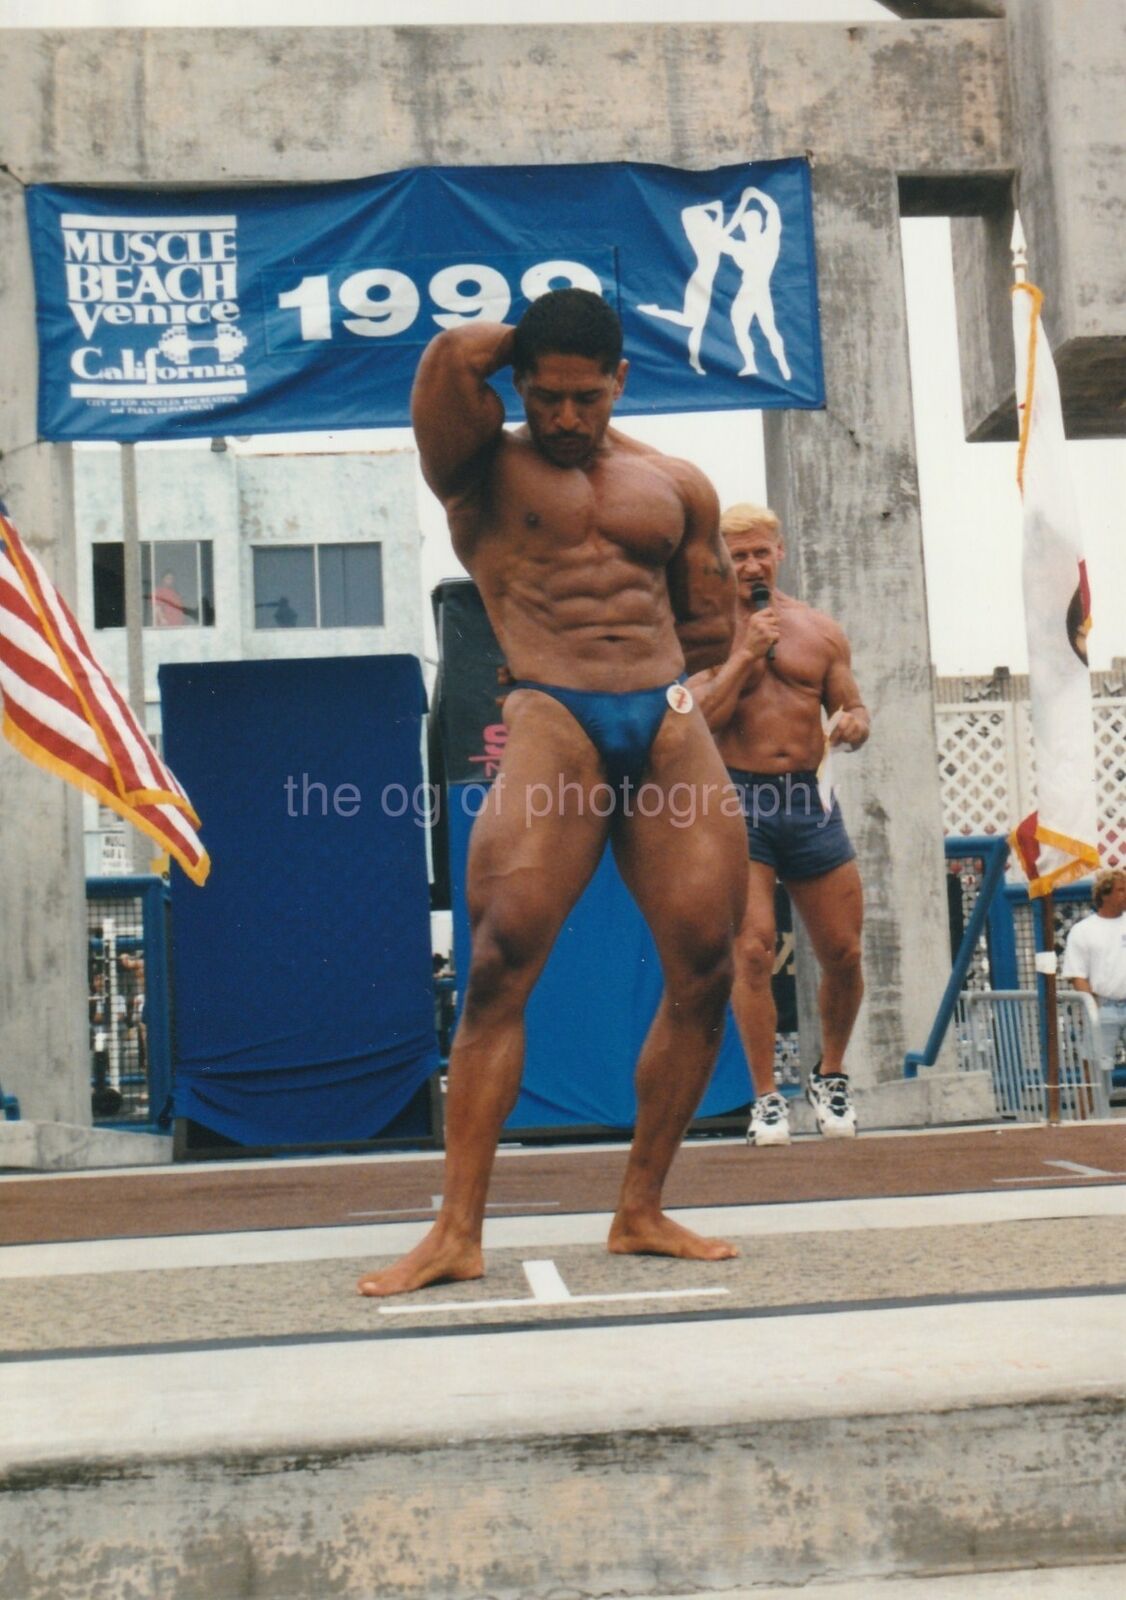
[904,835,1011,1077]
[905,840,1110,1083]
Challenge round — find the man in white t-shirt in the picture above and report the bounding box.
[1061,868,1126,1072]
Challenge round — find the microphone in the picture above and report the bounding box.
[750,582,776,662]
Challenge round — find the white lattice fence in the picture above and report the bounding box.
[935,691,1126,870]
[936,705,1020,838]
[1094,698,1126,868]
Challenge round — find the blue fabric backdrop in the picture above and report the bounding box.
[447,782,752,1130]
[160,656,438,1146]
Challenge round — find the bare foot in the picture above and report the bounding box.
[607,1209,739,1262]
[356,1230,484,1299]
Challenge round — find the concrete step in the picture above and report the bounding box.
[5,1324,1125,1599]
[782,1066,998,1134]
[639,1572,1126,1599]
[0,1118,172,1172]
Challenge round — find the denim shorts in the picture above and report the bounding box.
[726,768,856,882]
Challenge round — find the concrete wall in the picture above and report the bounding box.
[6,12,1108,1116]
[952,0,1126,440]
[0,24,1011,180]
[0,173,89,1126]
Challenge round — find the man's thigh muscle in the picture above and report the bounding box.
[466,691,612,954]
[737,860,780,956]
[613,713,747,961]
[785,860,864,964]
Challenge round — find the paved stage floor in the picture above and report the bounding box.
[5,1120,1126,1245]
[3,1119,1126,1384]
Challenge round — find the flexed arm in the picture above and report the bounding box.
[723,185,760,238]
[410,323,515,509]
[665,465,737,674]
[722,189,783,272]
[688,607,777,731]
[753,188,782,244]
[731,187,781,239]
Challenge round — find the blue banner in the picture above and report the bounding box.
[28,160,822,443]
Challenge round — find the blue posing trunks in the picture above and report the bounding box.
[727,767,856,882]
[511,677,688,789]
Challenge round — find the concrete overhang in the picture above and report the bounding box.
[948,1,1125,441]
[952,202,1125,442]
[880,2,1005,17]
[0,22,1014,181]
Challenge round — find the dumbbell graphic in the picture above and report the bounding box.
[158,324,248,366]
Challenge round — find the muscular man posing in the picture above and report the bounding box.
[358,289,748,1298]
[691,503,869,1146]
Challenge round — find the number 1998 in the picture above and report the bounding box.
[275,259,605,344]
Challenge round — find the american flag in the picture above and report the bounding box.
[0,506,210,884]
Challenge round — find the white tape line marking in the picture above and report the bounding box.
[523,1259,573,1302]
[378,1287,731,1317]
[349,1198,561,1219]
[348,1208,438,1219]
[378,1254,731,1318]
[995,1159,1126,1185]
[1043,1160,1126,1178]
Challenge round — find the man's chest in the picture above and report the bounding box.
[740,622,833,702]
[492,448,685,565]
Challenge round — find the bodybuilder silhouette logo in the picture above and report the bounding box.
[639,186,791,381]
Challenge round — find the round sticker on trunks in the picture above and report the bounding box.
[667,683,694,714]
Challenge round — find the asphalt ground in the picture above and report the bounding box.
[2,1120,1124,1246]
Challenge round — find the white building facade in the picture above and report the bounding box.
[73,443,425,874]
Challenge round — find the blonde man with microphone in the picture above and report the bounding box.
[690,503,870,1145]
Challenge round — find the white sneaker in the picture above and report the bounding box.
[747,1092,791,1147]
[805,1071,857,1139]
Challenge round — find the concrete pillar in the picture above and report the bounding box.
[764,165,951,1087]
[0,174,90,1125]
[953,0,1126,439]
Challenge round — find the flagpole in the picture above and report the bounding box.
[120,443,150,874]
[1040,891,1061,1125]
[1012,210,1062,1127]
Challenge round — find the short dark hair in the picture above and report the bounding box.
[512,288,623,377]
